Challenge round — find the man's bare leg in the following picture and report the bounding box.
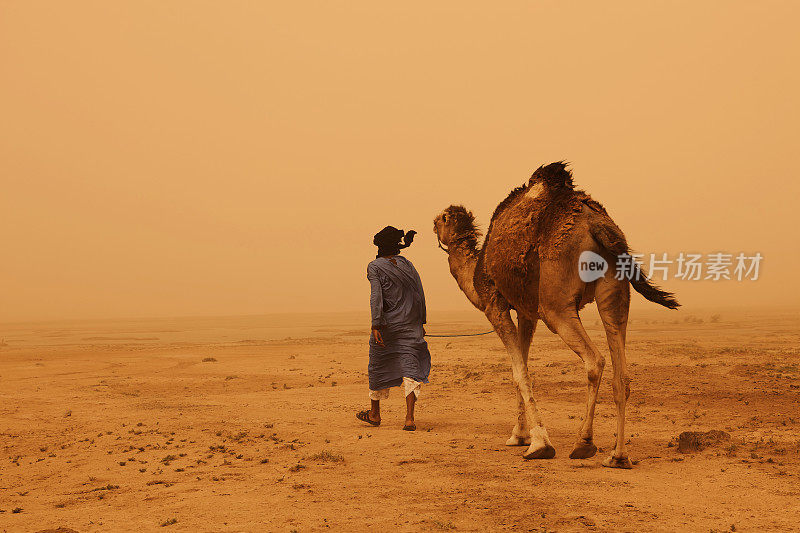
[369,399,381,423]
[404,392,416,430]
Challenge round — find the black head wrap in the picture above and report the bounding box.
[373,226,416,258]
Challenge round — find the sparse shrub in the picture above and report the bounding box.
[307,450,345,463]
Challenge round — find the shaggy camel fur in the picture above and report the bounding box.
[433,162,678,468]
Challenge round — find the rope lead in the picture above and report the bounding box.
[424,330,495,338]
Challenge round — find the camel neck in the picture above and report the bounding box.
[447,244,483,311]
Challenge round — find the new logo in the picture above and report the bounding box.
[578,251,608,282]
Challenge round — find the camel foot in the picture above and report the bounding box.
[523,444,556,460]
[505,435,531,447]
[602,455,633,469]
[523,426,555,459]
[569,441,598,459]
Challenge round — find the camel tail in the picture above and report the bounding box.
[629,270,681,309]
[591,220,680,309]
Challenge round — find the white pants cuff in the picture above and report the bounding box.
[369,377,421,400]
[368,388,390,401]
[403,377,421,398]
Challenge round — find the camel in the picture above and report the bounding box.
[433,162,679,468]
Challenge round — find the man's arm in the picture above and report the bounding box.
[367,264,385,346]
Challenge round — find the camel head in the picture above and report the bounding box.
[433,205,480,253]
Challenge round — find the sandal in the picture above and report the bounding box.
[356,410,380,426]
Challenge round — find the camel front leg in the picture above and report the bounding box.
[506,315,537,446]
[486,305,554,459]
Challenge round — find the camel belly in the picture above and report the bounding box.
[485,244,540,317]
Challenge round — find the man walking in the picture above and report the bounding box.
[356,226,430,431]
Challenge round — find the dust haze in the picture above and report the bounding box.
[2,1,799,322]
[2,3,800,532]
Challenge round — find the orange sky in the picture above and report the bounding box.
[2,1,799,322]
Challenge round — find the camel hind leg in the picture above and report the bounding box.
[538,304,605,460]
[506,314,537,446]
[596,277,633,469]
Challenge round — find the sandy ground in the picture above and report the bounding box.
[1,308,799,532]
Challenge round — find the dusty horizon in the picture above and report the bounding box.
[3,1,799,322]
[1,303,799,328]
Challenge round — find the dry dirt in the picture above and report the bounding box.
[1,308,799,532]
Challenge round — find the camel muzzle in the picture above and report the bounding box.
[436,236,449,255]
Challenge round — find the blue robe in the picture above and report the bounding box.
[367,255,431,391]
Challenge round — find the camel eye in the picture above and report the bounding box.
[442,214,447,222]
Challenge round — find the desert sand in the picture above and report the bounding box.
[1,307,799,532]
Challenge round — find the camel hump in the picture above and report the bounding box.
[529,161,574,190]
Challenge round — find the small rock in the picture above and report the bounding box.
[677,430,731,453]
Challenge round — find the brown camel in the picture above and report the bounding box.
[433,162,679,468]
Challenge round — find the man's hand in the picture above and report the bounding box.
[372,327,385,347]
